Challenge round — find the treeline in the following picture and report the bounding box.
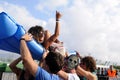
[114,65,120,70]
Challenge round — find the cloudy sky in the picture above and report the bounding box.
[0,0,120,64]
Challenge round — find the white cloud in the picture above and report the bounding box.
[56,0,120,63]
[36,0,68,11]
[0,2,46,31]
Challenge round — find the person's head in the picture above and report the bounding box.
[97,67,100,70]
[49,42,67,58]
[80,56,96,72]
[45,51,64,74]
[110,65,114,70]
[28,25,44,43]
[63,54,79,72]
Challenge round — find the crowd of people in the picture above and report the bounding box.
[9,11,98,80]
[96,65,120,80]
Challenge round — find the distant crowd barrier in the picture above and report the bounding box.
[98,76,120,80]
[0,72,16,80]
[109,77,120,80]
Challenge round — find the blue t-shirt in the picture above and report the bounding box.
[35,67,61,80]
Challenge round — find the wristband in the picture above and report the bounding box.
[56,20,59,21]
[20,38,25,41]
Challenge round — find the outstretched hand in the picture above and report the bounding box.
[56,11,62,21]
[21,33,33,41]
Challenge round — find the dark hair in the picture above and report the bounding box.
[28,25,44,42]
[81,56,96,72]
[45,51,64,74]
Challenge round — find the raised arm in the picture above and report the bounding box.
[57,70,68,80]
[44,11,62,49]
[76,65,97,80]
[9,57,22,76]
[20,33,38,76]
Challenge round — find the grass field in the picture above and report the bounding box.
[0,62,23,72]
